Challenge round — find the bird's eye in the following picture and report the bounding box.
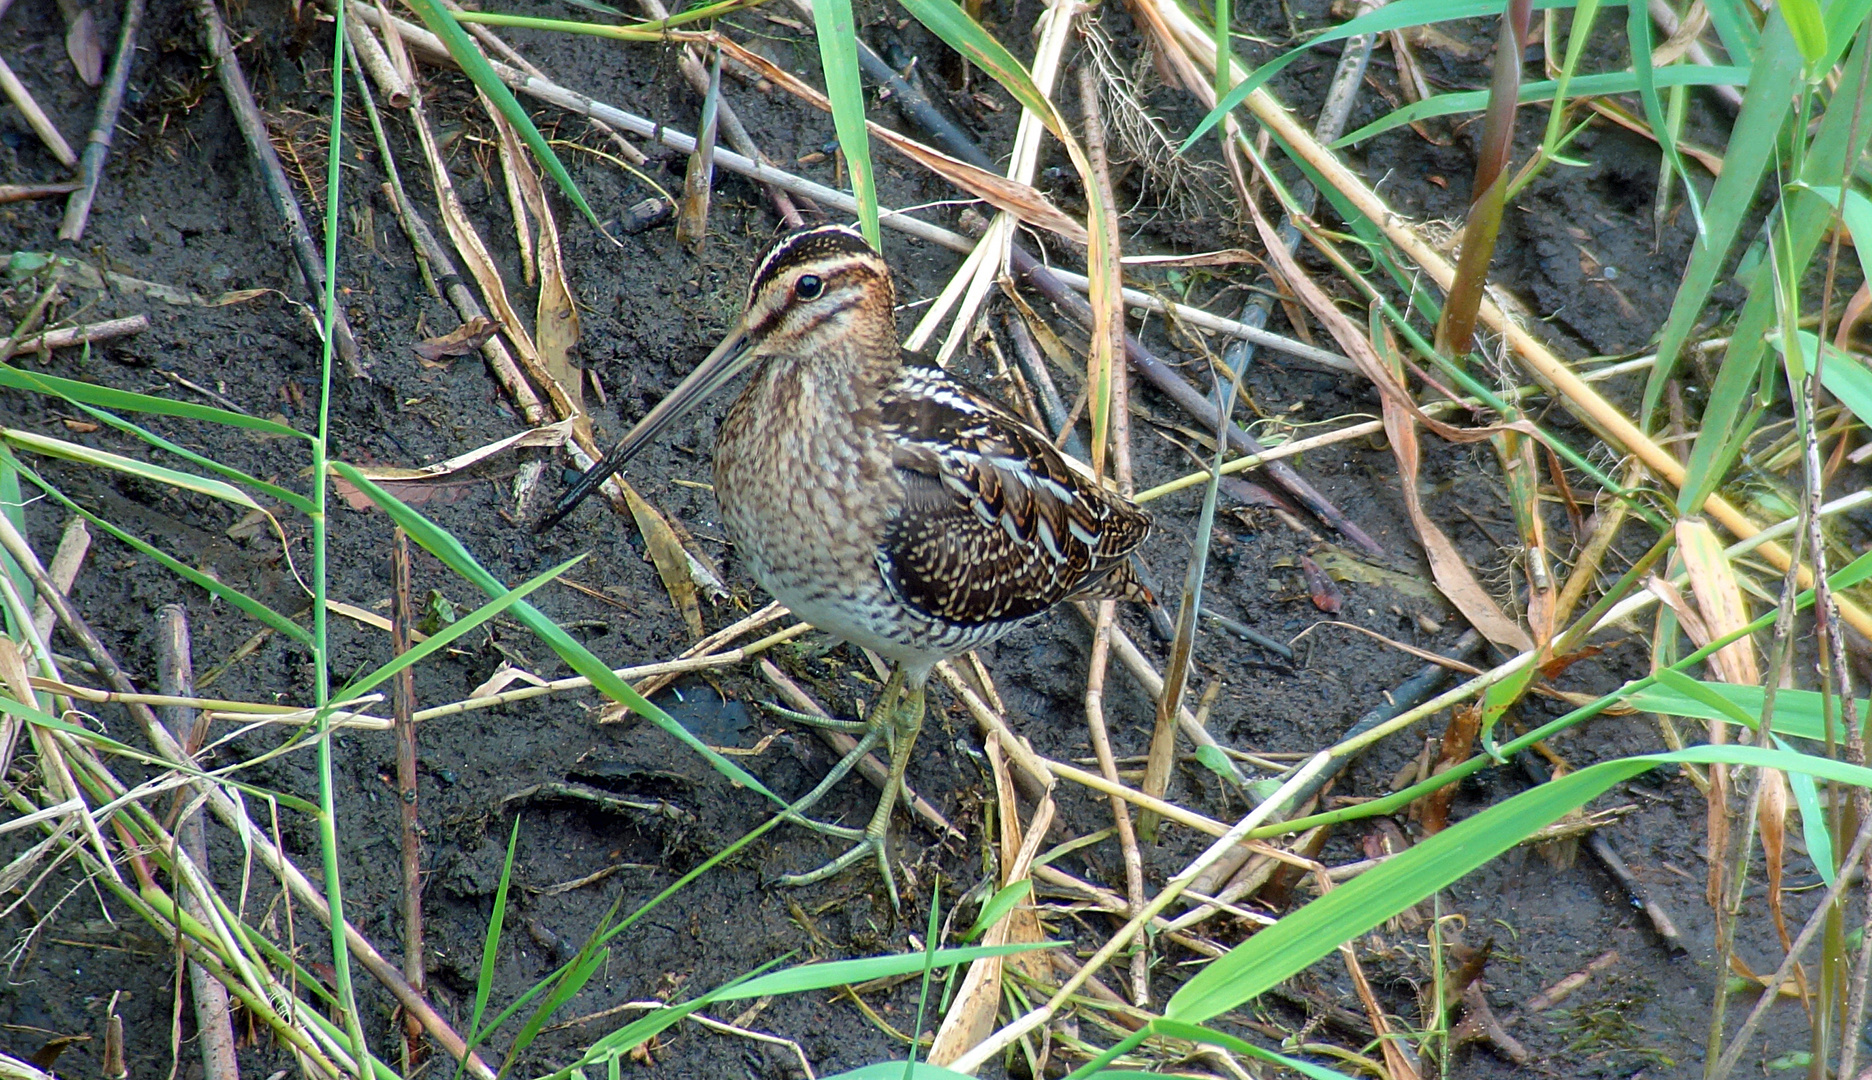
[794,274,824,300]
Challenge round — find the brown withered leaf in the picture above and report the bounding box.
[621,482,704,639]
[63,5,102,85]
[412,316,500,363]
[1241,193,1533,654]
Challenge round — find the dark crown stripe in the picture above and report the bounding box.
[747,224,875,305]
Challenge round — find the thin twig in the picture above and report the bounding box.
[1,182,82,203]
[637,0,803,227]
[156,605,241,1080]
[59,0,147,238]
[0,55,77,168]
[10,315,149,355]
[391,528,424,1010]
[1710,814,1872,1080]
[189,0,363,375]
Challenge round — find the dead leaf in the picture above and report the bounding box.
[1676,517,1760,686]
[1300,554,1344,613]
[622,482,704,638]
[412,316,500,362]
[63,6,102,85]
[207,287,282,307]
[1760,766,1792,950]
[468,661,549,700]
[352,419,573,482]
[59,418,99,433]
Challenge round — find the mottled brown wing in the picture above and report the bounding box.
[877,358,1151,626]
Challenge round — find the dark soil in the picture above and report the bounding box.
[0,0,1842,1077]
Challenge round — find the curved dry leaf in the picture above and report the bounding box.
[621,481,704,638]
[413,315,501,362]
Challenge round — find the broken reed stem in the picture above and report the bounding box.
[0,512,499,1080]
[59,0,148,239]
[1068,58,1152,1006]
[156,605,241,1080]
[1083,600,1150,1006]
[8,315,150,355]
[345,14,407,107]
[190,0,362,375]
[0,182,81,203]
[395,191,545,422]
[0,55,76,168]
[29,517,90,648]
[391,528,425,1007]
[636,0,804,227]
[950,755,1331,1074]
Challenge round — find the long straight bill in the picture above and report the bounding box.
[536,323,754,531]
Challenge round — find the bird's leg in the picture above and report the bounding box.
[776,667,923,912]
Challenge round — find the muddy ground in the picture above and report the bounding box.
[1,0,1858,1076]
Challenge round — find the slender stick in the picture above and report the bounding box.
[1709,815,1872,1080]
[189,0,363,375]
[157,605,242,1080]
[1,183,81,203]
[0,56,77,168]
[390,527,426,1057]
[58,0,147,238]
[9,315,149,355]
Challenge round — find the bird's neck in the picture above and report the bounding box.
[752,315,900,415]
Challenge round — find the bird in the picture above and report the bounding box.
[539,223,1152,907]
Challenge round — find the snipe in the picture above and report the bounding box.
[540,224,1151,906]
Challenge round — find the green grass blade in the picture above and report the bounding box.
[961,879,1032,942]
[822,1067,990,1079]
[1165,745,1872,1023]
[1181,0,1594,150]
[895,0,1068,140]
[1780,0,1828,65]
[501,894,624,1075]
[0,454,30,640]
[3,428,261,509]
[1641,11,1804,427]
[1702,0,1759,64]
[58,401,312,514]
[1625,0,1705,232]
[1148,1020,1358,1079]
[552,943,1051,1079]
[3,449,311,644]
[1677,18,1872,507]
[333,554,583,703]
[810,0,878,247]
[1776,735,1837,886]
[717,941,1055,998]
[402,0,601,229]
[0,363,307,439]
[0,694,320,814]
[1335,65,1748,147]
[467,816,523,1055]
[1627,680,1866,743]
